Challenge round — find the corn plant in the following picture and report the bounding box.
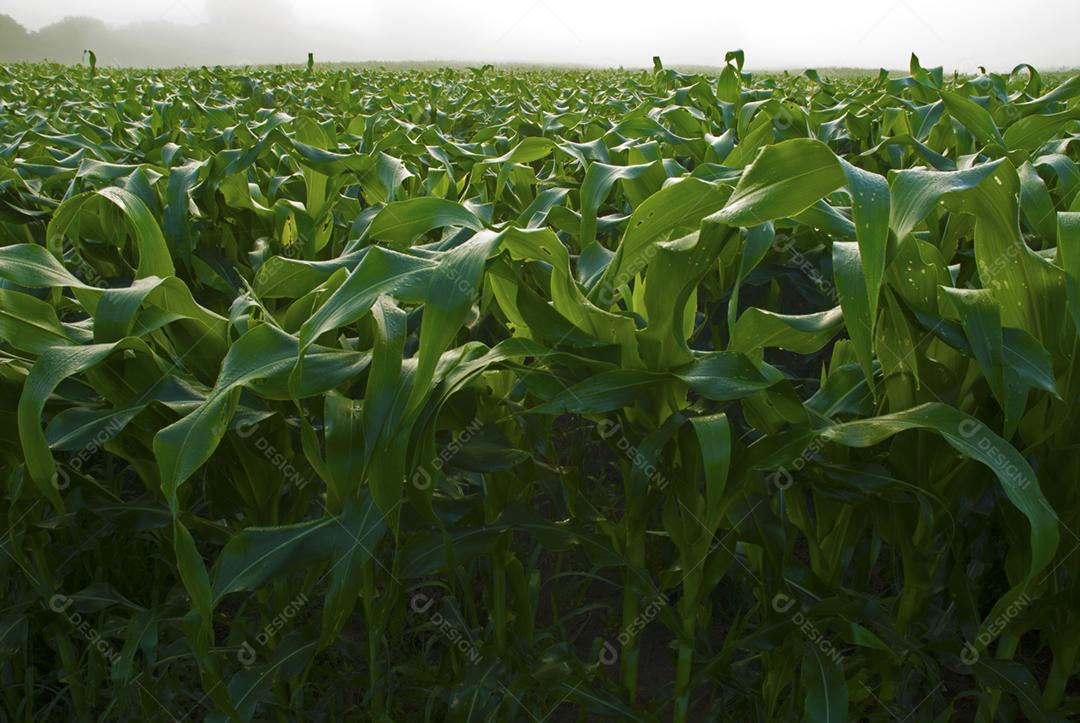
[1,54,1079,721]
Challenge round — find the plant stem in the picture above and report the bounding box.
[674,615,695,723]
[620,530,645,701]
[493,533,509,656]
[361,559,384,714]
[1044,645,1077,709]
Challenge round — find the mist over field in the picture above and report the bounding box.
[0,1,323,67]
[0,0,1076,69]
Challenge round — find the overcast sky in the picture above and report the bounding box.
[2,0,1077,70]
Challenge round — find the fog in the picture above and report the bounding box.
[0,0,1076,70]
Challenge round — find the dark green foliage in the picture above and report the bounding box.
[1,55,1079,722]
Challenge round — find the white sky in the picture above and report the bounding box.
[3,0,1077,70]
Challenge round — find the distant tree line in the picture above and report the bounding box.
[0,13,317,66]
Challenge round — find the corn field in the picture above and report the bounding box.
[2,53,1080,721]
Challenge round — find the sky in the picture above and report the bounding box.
[1,0,1077,70]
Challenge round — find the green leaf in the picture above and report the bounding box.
[821,403,1059,582]
[711,138,845,227]
[18,338,151,510]
[940,90,1006,148]
[211,492,386,604]
[366,197,484,249]
[731,307,845,355]
[47,187,175,279]
[590,178,729,303]
[672,353,781,400]
[155,325,298,512]
[801,642,848,723]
